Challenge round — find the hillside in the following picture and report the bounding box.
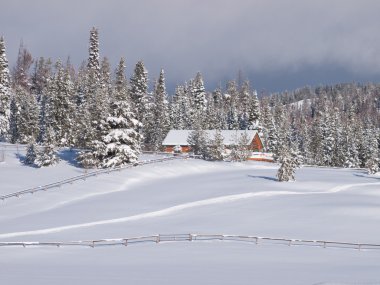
[1,146,380,284]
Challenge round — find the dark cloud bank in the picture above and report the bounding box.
[1,0,380,93]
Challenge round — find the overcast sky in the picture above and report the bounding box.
[1,0,380,93]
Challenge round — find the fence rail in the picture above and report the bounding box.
[0,155,185,202]
[1,233,379,251]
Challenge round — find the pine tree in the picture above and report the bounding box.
[35,127,59,167]
[115,57,128,95]
[44,61,76,146]
[130,61,148,124]
[10,86,39,144]
[87,27,101,97]
[277,148,299,182]
[191,72,207,112]
[239,81,250,116]
[225,81,239,130]
[101,96,142,167]
[0,36,11,141]
[247,90,260,129]
[77,66,142,168]
[12,42,33,90]
[189,72,207,128]
[100,56,112,93]
[187,126,208,157]
[170,85,190,129]
[208,129,225,161]
[24,141,37,165]
[152,69,170,151]
[229,132,251,161]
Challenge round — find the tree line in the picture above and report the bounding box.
[0,28,379,173]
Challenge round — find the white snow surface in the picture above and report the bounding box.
[162,129,259,145]
[1,144,380,285]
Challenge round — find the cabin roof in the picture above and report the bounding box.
[162,130,260,146]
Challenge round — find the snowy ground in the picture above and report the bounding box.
[1,144,380,284]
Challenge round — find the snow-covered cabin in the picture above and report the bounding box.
[162,130,264,153]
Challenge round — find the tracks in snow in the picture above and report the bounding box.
[1,180,380,240]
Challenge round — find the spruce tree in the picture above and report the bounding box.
[170,85,190,130]
[87,27,101,96]
[152,69,170,151]
[247,90,261,130]
[0,37,11,141]
[35,127,59,167]
[12,42,33,90]
[10,86,39,144]
[101,94,142,167]
[115,57,128,95]
[277,148,300,182]
[189,72,207,128]
[187,125,208,157]
[78,63,142,168]
[45,61,76,146]
[24,141,37,165]
[130,61,148,124]
[208,129,225,161]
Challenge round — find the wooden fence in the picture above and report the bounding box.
[0,155,185,202]
[1,233,379,251]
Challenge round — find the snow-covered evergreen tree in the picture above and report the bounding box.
[247,90,260,129]
[115,57,128,95]
[24,141,37,165]
[229,132,251,161]
[191,72,207,112]
[225,81,240,130]
[35,127,59,167]
[44,61,76,146]
[189,72,207,127]
[101,94,142,167]
[12,42,33,90]
[10,86,39,144]
[207,129,225,161]
[87,27,101,96]
[78,66,142,168]
[170,85,190,129]
[0,37,11,141]
[343,108,360,168]
[187,126,208,157]
[100,56,112,93]
[130,61,148,124]
[152,69,170,151]
[277,148,299,182]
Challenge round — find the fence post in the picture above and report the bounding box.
[123,239,128,247]
[156,235,160,243]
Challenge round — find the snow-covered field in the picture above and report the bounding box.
[1,145,380,285]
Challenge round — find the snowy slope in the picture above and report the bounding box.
[1,146,380,285]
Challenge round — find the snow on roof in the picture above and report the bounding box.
[162,130,259,146]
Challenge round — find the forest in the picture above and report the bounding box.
[0,28,379,172]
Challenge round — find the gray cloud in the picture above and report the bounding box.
[1,0,380,92]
